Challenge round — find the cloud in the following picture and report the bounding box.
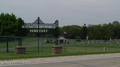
[1,0,120,26]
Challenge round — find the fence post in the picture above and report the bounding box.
[6,37,9,53]
[85,40,87,53]
[15,37,17,47]
[65,42,66,54]
[38,17,40,54]
[42,38,43,54]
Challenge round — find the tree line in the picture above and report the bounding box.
[61,21,120,40]
[0,13,120,40]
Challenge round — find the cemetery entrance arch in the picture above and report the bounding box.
[23,17,59,38]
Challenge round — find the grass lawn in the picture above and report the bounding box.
[0,38,120,60]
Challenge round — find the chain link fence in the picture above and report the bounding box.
[0,36,120,55]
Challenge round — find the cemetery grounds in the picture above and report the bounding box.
[0,37,120,60]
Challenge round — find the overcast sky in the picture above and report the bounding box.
[0,0,120,27]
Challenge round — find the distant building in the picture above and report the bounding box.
[57,36,68,44]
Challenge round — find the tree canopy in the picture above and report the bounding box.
[0,13,28,36]
[59,21,120,40]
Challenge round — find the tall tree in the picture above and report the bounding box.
[62,25,82,39]
[0,13,28,36]
[113,21,120,39]
[87,32,94,39]
[81,24,87,39]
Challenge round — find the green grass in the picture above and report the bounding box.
[0,38,120,60]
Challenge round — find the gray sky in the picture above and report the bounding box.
[0,0,120,27]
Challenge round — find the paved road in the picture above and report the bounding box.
[1,57,120,67]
